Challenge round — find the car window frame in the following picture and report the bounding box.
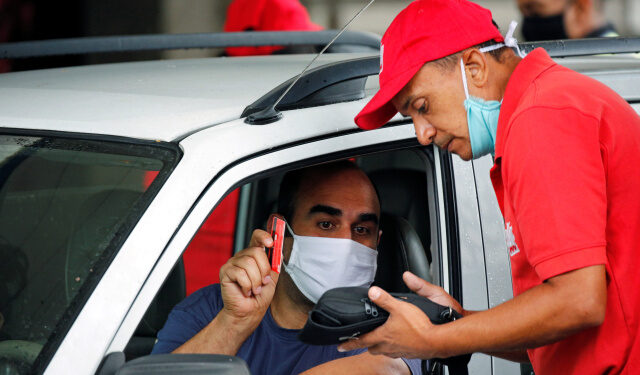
[107,122,455,357]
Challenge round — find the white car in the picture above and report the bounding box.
[0,32,639,375]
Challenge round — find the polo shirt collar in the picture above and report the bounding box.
[494,48,556,159]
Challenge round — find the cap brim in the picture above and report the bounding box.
[355,64,423,130]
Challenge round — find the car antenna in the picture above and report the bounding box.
[246,0,376,125]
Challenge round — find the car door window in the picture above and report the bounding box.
[113,125,454,370]
[182,189,240,295]
[122,143,444,362]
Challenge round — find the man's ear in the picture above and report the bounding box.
[462,48,489,90]
[266,213,286,233]
[377,230,382,246]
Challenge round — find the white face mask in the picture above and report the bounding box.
[282,224,378,304]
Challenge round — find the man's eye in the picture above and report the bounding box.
[413,99,428,115]
[318,221,333,230]
[354,226,370,235]
[418,103,428,115]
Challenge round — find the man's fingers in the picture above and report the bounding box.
[232,255,264,295]
[338,329,383,352]
[267,269,279,285]
[247,247,273,279]
[232,247,272,280]
[368,286,398,313]
[225,266,254,297]
[249,229,273,248]
[403,271,438,297]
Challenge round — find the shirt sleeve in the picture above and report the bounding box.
[151,285,223,354]
[503,106,608,281]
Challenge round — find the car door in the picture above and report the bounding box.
[438,151,518,375]
[102,100,525,375]
[107,104,422,353]
[467,154,522,375]
[103,101,473,371]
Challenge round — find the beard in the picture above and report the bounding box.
[277,267,315,313]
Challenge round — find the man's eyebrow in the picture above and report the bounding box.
[358,213,379,225]
[308,204,342,217]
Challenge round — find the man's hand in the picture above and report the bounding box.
[338,265,606,362]
[402,272,463,314]
[173,229,279,356]
[337,285,441,359]
[219,229,279,330]
[337,272,463,358]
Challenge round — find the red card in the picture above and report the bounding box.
[266,217,285,273]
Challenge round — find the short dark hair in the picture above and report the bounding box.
[431,39,509,71]
[277,160,366,222]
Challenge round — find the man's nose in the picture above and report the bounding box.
[412,117,436,146]
[335,225,353,240]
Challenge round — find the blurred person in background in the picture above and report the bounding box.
[517,0,618,41]
[224,0,322,56]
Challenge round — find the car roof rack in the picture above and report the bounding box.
[242,36,640,124]
[0,30,381,59]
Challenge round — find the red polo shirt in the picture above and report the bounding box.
[490,48,640,374]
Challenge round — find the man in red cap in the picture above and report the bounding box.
[338,0,640,373]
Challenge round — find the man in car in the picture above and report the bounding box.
[152,161,421,375]
[338,0,640,374]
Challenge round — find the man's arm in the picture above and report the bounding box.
[171,230,278,355]
[458,310,529,363]
[338,266,606,360]
[300,352,412,375]
[172,307,255,355]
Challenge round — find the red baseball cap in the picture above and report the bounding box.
[224,0,322,57]
[355,0,504,130]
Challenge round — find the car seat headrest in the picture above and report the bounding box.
[369,168,431,263]
[374,213,431,293]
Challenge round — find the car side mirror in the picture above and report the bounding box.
[96,353,251,375]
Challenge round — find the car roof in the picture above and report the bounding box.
[0,53,372,142]
[0,52,638,142]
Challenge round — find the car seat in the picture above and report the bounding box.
[374,213,431,293]
[368,168,431,263]
[369,168,432,292]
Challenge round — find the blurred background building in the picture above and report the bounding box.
[1,0,640,71]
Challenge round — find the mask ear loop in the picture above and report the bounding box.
[476,21,526,58]
[460,58,470,100]
[281,222,296,269]
[504,21,525,58]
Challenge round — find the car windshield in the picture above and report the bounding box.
[0,134,178,374]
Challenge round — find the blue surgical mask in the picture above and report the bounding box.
[460,57,500,159]
[459,21,525,159]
